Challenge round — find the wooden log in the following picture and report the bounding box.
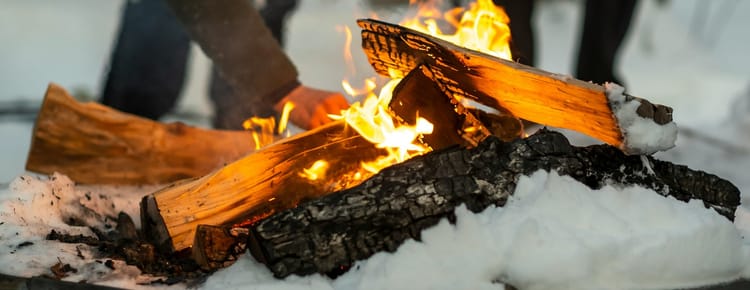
[26,83,257,185]
[141,68,477,253]
[468,107,524,142]
[248,130,740,278]
[141,120,382,253]
[192,225,249,271]
[358,19,674,151]
[389,65,496,149]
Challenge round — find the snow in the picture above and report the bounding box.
[605,82,678,155]
[0,173,167,288]
[2,0,750,289]
[3,171,747,290]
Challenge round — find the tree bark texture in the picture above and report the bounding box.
[248,130,740,278]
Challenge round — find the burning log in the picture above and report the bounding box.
[358,19,674,153]
[141,120,381,253]
[25,84,256,185]
[247,130,740,278]
[389,64,523,147]
[141,68,477,253]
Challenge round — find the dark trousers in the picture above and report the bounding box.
[101,0,298,127]
[493,0,536,66]
[100,0,190,120]
[576,0,638,85]
[490,0,637,85]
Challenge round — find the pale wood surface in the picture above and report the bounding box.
[26,83,256,185]
[358,19,626,147]
[142,121,386,252]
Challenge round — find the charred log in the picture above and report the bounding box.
[192,225,249,271]
[248,130,740,278]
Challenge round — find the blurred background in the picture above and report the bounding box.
[1,0,749,184]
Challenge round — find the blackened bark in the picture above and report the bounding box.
[248,130,740,278]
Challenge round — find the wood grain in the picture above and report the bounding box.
[26,84,256,185]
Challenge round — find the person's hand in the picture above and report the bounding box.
[274,85,349,130]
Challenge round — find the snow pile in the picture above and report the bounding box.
[0,173,160,288]
[606,83,678,155]
[203,171,750,290]
[2,171,747,289]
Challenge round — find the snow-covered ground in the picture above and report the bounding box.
[1,0,750,289]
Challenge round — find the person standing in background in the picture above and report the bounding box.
[100,0,348,130]
[462,0,638,85]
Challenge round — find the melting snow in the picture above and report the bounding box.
[606,83,678,155]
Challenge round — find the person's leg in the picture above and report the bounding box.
[494,0,536,66]
[260,0,300,47]
[209,0,299,129]
[101,0,191,120]
[575,0,637,85]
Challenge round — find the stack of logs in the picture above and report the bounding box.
[25,19,739,279]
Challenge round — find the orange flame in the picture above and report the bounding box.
[300,0,512,181]
[299,160,329,181]
[331,77,434,174]
[402,0,512,60]
[243,101,295,150]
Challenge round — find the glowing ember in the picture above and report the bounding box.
[243,101,295,150]
[299,160,330,181]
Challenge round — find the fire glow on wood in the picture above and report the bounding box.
[321,0,514,180]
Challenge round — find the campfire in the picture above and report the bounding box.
[8,0,743,288]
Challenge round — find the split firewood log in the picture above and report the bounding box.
[389,65,499,148]
[140,120,381,253]
[248,130,740,278]
[358,19,674,153]
[390,65,523,145]
[25,84,257,185]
